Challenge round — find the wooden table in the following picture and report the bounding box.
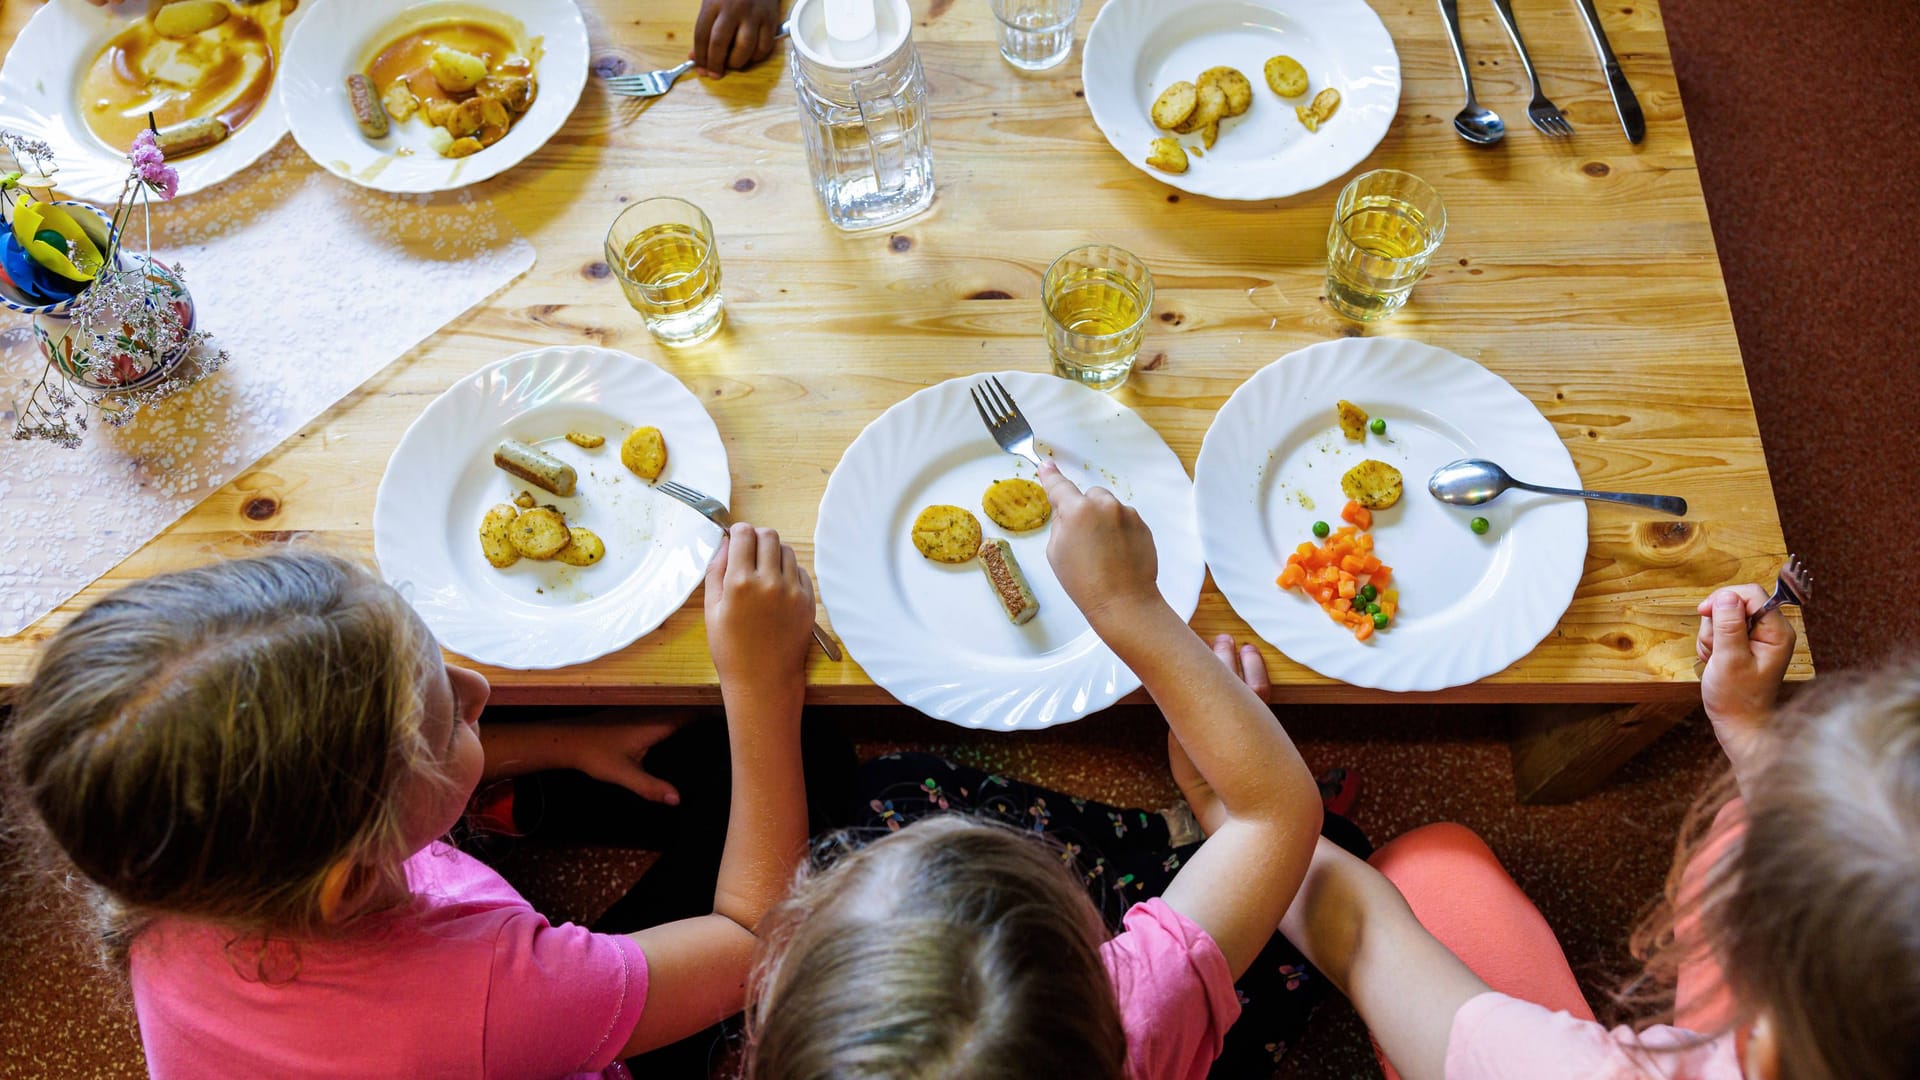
[0,0,1810,802]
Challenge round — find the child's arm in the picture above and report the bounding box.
[1037,463,1322,977]
[691,0,782,76]
[1278,839,1491,1080]
[479,716,689,805]
[617,523,815,1054]
[1694,584,1796,795]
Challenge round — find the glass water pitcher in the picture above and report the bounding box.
[788,0,935,230]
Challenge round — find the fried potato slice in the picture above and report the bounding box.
[982,478,1052,532]
[1198,66,1253,117]
[620,426,668,481]
[1310,87,1341,122]
[1151,81,1199,130]
[912,505,983,564]
[1341,459,1404,510]
[566,431,605,449]
[1174,82,1226,134]
[1146,136,1189,174]
[1336,399,1369,441]
[1264,55,1308,97]
[509,506,571,559]
[480,504,520,568]
[1200,120,1220,149]
[553,527,607,567]
[430,46,488,93]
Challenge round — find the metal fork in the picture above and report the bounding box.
[970,376,1043,468]
[603,22,790,98]
[1488,0,1574,136]
[1747,554,1812,634]
[652,479,843,661]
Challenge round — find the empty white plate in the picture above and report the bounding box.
[1193,338,1587,691]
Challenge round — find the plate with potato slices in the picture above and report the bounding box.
[815,371,1205,730]
[374,345,729,669]
[0,0,309,202]
[1193,338,1587,691]
[1082,0,1400,200]
[280,0,588,192]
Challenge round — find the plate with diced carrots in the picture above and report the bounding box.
[1193,338,1587,691]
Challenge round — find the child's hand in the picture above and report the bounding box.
[692,0,781,77]
[569,717,690,806]
[1036,461,1162,626]
[1168,633,1272,836]
[1697,585,1795,781]
[705,522,815,699]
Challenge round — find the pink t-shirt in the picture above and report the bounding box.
[1101,898,1242,1080]
[1447,798,1749,1080]
[1447,993,1741,1080]
[129,842,648,1080]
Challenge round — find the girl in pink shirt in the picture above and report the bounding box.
[1277,586,1920,1080]
[738,462,1329,1080]
[6,528,818,1079]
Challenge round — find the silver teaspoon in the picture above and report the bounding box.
[1429,459,1687,516]
[1439,0,1505,145]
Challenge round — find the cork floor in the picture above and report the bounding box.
[4,0,1918,1076]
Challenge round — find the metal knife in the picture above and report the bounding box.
[652,480,844,662]
[1573,0,1645,143]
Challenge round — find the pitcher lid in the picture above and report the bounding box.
[791,0,912,69]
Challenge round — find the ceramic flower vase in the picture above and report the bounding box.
[0,200,196,394]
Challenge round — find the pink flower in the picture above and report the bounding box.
[129,129,178,200]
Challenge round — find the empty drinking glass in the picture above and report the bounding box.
[989,0,1081,72]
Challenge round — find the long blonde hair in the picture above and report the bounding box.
[744,815,1129,1080]
[4,552,447,967]
[1623,662,1920,1080]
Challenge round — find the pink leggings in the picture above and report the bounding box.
[1366,824,1595,1080]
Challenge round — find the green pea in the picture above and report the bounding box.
[1470,516,1490,535]
[1365,602,1381,616]
[1358,583,1378,603]
[1372,611,1389,629]
[1369,417,1386,435]
[1312,520,1330,539]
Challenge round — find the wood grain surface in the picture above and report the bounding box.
[0,0,1813,705]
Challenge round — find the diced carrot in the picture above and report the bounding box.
[1278,517,1399,637]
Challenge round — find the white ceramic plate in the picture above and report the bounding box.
[1193,339,1587,691]
[280,0,588,192]
[0,0,306,202]
[1082,0,1400,201]
[816,371,1206,730]
[373,346,729,670]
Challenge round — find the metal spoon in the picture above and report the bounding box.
[1438,0,1506,145]
[1429,459,1687,516]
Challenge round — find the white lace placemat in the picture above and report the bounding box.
[0,143,535,636]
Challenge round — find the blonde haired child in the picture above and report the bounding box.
[742,462,1327,1080]
[1278,587,1919,1080]
[7,525,816,1078]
